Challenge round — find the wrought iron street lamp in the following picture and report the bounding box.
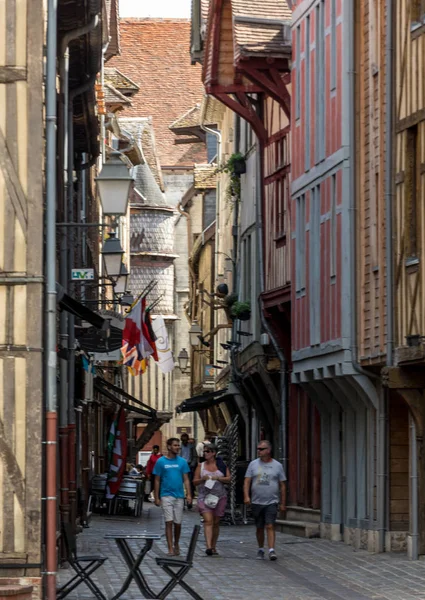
[189,321,202,347]
[120,292,134,307]
[114,262,129,295]
[101,232,124,277]
[95,151,133,216]
[177,348,189,372]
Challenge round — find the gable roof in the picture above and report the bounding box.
[108,19,207,166]
[104,83,132,108]
[104,67,139,96]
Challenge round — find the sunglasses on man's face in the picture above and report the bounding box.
[203,449,212,454]
[257,447,268,451]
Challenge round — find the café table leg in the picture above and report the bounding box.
[110,539,156,600]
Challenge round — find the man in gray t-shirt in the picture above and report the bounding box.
[243,440,286,561]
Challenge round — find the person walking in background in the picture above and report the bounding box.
[180,433,196,502]
[193,443,230,556]
[180,433,195,465]
[243,440,286,561]
[154,438,192,556]
[188,437,198,496]
[145,445,162,501]
[196,432,216,463]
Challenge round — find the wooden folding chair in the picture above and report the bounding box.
[56,523,108,600]
[154,525,204,600]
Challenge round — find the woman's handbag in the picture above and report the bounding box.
[204,493,219,508]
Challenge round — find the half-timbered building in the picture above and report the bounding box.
[290,0,386,550]
[0,0,44,595]
[382,0,425,558]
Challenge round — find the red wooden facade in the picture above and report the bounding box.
[263,98,291,294]
[291,0,344,352]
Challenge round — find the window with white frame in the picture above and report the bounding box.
[296,25,301,119]
[296,195,306,293]
[330,0,336,90]
[315,0,325,163]
[305,15,311,171]
[330,174,336,279]
[309,186,321,345]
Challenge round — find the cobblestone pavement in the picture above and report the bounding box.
[58,505,425,600]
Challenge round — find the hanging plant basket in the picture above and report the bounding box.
[230,300,251,321]
[232,156,246,175]
[236,310,251,321]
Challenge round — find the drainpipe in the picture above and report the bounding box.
[255,145,287,473]
[67,100,76,528]
[45,0,58,597]
[384,0,395,556]
[410,414,419,559]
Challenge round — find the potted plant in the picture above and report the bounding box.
[216,152,247,215]
[230,300,251,321]
[229,152,246,175]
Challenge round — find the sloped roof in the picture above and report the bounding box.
[104,67,139,95]
[231,0,292,59]
[108,19,207,166]
[104,83,131,107]
[194,164,217,189]
[170,102,218,133]
[201,95,225,127]
[118,117,167,205]
[169,105,202,130]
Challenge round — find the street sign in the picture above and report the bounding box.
[71,268,94,281]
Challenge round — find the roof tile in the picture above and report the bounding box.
[194,164,217,189]
[108,19,207,166]
[231,0,292,59]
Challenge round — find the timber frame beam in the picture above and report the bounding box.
[240,63,291,118]
[382,366,425,389]
[211,89,268,141]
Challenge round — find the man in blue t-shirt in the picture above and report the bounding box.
[153,437,192,555]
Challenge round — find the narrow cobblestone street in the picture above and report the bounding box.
[58,506,425,600]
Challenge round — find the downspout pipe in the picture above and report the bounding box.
[45,0,58,597]
[255,144,287,473]
[410,414,419,559]
[384,0,395,556]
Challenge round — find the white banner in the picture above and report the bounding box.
[152,315,174,374]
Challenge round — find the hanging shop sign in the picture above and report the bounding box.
[71,268,94,281]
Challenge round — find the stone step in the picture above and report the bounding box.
[276,519,320,539]
[285,506,321,524]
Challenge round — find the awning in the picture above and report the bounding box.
[56,283,107,331]
[175,388,230,414]
[94,376,157,420]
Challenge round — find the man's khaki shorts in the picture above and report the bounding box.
[161,496,184,524]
